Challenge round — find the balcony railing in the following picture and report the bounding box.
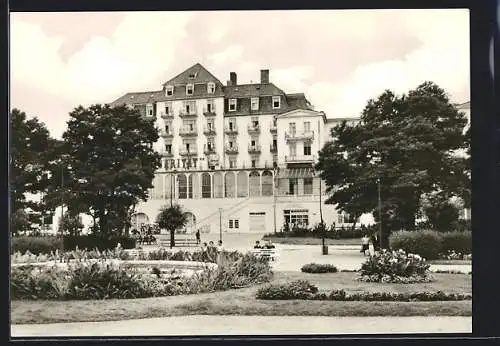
[225,125,238,135]
[270,145,278,153]
[159,150,174,158]
[179,148,198,156]
[203,108,216,117]
[225,144,239,154]
[270,122,277,133]
[179,110,198,118]
[284,155,316,163]
[203,145,216,155]
[248,144,261,154]
[159,129,174,138]
[285,130,314,141]
[203,125,216,136]
[160,112,174,120]
[247,123,261,134]
[179,127,198,136]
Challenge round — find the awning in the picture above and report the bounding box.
[278,168,315,179]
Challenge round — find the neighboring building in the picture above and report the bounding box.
[109,63,365,233]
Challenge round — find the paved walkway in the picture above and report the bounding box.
[11,315,472,337]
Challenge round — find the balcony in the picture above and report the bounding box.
[179,148,198,156]
[159,129,174,138]
[203,108,216,117]
[225,125,238,135]
[203,125,216,136]
[160,112,174,120]
[270,145,278,153]
[159,149,174,158]
[179,126,198,137]
[284,155,316,164]
[178,110,198,118]
[203,145,216,155]
[285,130,314,142]
[248,144,261,154]
[247,123,261,134]
[225,144,239,154]
[270,122,277,133]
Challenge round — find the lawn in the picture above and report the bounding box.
[11,272,471,324]
[262,236,362,246]
[427,260,472,265]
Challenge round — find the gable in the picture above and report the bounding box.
[163,63,223,86]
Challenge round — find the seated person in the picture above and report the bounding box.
[264,240,275,249]
[254,241,262,249]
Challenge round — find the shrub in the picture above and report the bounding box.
[63,235,136,251]
[11,265,69,300]
[359,249,432,283]
[389,230,443,260]
[256,280,318,300]
[11,236,61,255]
[440,231,472,255]
[301,263,338,273]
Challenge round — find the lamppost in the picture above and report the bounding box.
[58,156,71,261]
[218,207,223,243]
[377,177,383,250]
[273,166,279,234]
[319,173,327,255]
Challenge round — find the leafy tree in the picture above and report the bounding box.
[46,104,161,237]
[316,82,469,248]
[58,212,84,236]
[156,204,188,248]
[10,109,59,234]
[423,198,460,232]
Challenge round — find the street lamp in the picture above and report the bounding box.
[218,208,223,243]
[377,177,383,250]
[319,173,327,255]
[273,166,279,234]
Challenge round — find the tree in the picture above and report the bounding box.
[58,212,84,236]
[156,204,188,248]
[423,197,460,232]
[10,109,59,234]
[47,104,161,237]
[316,82,469,248]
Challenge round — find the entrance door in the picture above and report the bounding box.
[249,212,266,231]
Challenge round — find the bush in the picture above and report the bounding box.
[359,249,432,283]
[63,235,136,251]
[301,263,338,273]
[256,280,319,300]
[440,231,471,255]
[11,236,61,255]
[389,230,443,260]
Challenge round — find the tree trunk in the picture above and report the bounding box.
[170,229,175,248]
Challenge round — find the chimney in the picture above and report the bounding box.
[227,80,231,86]
[230,72,237,86]
[260,69,269,84]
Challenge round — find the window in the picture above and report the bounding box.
[183,120,196,131]
[185,101,196,114]
[251,160,256,168]
[304,178,313,195]
[251,97,259,110]
[189,72,197,79]
[304,121,311,132]
[229,120,235,130]
[207,82,215,94]
[289,143,296,156]
[165,144,172,154]
[178,174,187,199]
[206,99,215,113]
[146,104,154,116]
[229,220,233,229]
[165,123,170,134]
[202,173,211,198]
[262,171,273,196]
[228,219,239,229]
[251,117,259,127]
[229,99,237,111]
[304,143,311,156]
[284,209,309,226]
[272,96,281,109]
[186,84,194,95]
[289,178,298,195]
[166,85,174,96]
[289,122,296,135]
[165,102,172,115]
[207,139,213,151]
[229,159,236,168]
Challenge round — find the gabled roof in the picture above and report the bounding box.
[163,63,223,86]
[278,108,327,122]
[223,83,286,98]
[109,90,163,107]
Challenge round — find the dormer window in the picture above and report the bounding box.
[186,84,194,95]
[166,86,174,96]
[207,82,215,94]
[251,97,259,111]
[189,72,197,79]
[272,96,281,109]
[229,99,237,112]
[146,103,154,116]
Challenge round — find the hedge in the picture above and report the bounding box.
[301,263,338,273]
[11,236,61,255]
[440,231,472,255]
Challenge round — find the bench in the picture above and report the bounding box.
[136,235,157,245]
[159,238,199,248]
[252,248,278,261]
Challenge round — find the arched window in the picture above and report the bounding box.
[213,172,223,198]
[202,172,211,198]
[188,174,193,199]
[261,170,273,196]
[225,172,236,198]
[192,173,200,199]
[178,174,187,199]
[237,171,248,197]
[249,171,261,197]
[152,175,164,200]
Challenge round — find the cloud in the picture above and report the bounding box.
[208,44,244,65]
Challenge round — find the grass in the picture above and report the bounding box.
[11,272,471,324]
[262,236,362,246]
[427,260,472,265]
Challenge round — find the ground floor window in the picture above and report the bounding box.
[284,209,309,227]
[228,219,240,229]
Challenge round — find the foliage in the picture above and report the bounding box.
[315,83,470,248]
[44,104,161,237]
[63,235,136,251]
[389,230,443,260]
[440,231,472,256]
[11,236,61,255]
[266,224,368,239]
[11,265,69,300]
[301,263,338,273]
[58,213,84,236]
[156,204,188,247]
[423,196,460,232]
[359,249,432,283]
[256,281,472,301]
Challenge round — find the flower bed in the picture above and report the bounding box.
[256,280,472,301]
[301,263,338,274]
[358,249,433,283]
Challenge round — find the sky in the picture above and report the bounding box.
[10,9,470,139]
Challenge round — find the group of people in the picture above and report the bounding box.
[254,240,276,249]
[360,233,379,256]
[199,240,224,262]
